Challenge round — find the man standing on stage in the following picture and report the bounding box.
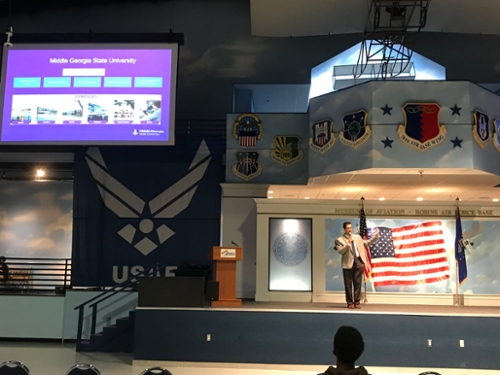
[335,222,379,309]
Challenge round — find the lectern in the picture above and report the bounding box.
[209,246,243,307]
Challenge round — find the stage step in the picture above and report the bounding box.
[77,310,135,353]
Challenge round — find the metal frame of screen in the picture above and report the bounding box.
[268,217,312,292]
[0,43,178,145]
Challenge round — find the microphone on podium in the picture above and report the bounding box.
[231,241,239,247]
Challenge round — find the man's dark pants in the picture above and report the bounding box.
[342,258,364,305]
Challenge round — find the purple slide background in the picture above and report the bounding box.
[1,48,173,143]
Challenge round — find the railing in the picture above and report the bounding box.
[0,257,71,294]
[74,263,165,351]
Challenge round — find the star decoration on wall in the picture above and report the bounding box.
[382,137,394,148]
[381,104,393,115]
[451,137,463,148]
[451,104,462,116]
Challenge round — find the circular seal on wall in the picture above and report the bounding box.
[272,232,308,266]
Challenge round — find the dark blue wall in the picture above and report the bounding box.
[135,309,500,370]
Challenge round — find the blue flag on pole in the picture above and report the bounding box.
[455,209,468,285]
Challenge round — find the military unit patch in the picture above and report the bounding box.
[232,151,262,181]
[339,110,371,149]
[233,113,263,147]
[271,136,303,166]
[472,111,490,149]
[397,103,447,152]
[309,119,336,154]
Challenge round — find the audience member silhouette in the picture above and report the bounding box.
[319,325,370,375]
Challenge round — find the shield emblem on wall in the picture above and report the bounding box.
[397,103,447,151]
[309,119,335,154]
[233,114,263,147]
[232,151,263,181]
[339,110,371,149]
[271,136,303,166]
[473,111,490,149]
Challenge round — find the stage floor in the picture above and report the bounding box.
[221,301,500,317]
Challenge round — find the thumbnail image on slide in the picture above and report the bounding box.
[113,99,135,123]
[37,106,58,123]
[88,102,109,123]
[11,107,32,124]
[139,99,161,123]
[61,100,84,123]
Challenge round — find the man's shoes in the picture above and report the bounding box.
[355,304,361,309]
[347,304,355,309]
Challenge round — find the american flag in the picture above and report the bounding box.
[359,207,372,279]
[367,221,450,287]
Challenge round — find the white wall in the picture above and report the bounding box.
[221,184,268,299]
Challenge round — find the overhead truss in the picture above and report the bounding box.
[355,0,432,80]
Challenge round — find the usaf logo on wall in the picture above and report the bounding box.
[339,110,371,149]
[85,142,211,256]
[472,111,490,149]
[493,119,500,153]
[397,103,447,152]
[232,151,262,181]
[309,119,336,154]
[233,113,263,147]
[271,136,303,166]
[272,232,308,267]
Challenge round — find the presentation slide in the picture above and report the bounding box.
[0,44,177,145]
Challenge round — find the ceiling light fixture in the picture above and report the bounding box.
[379,197,385,201]
[417,197,423,201]
[493,198,499,202]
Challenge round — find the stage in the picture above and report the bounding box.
[133,301,500,370]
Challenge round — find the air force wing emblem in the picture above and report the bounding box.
[232,152,263,181]
[309,119,335,154]
[270,136,303,166]
[85,141,211,256]
[493,119,500,153]
[397,103,447,152]
[473,111,490,149]
[339,110,371,149]
[232,151,263,181]
[233,113,263,147]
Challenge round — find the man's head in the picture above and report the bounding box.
[333,325,365,365]
[0,256,5,263]
[343,221,353,236]
[153,100,161,109]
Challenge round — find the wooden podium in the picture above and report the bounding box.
[209,246,243,307]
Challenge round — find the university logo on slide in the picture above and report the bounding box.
[85,141,211,256]
[397,103,447,152]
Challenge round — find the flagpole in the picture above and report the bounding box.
[360,197,369,304]
[454,197,460,306]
